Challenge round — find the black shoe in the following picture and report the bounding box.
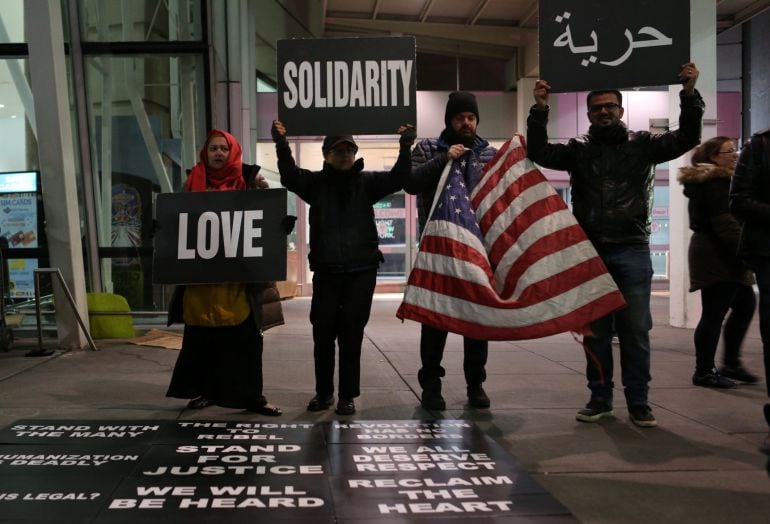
[719,365,759,384]
[467,385,491,409]
[307,394,334,412]
[692,369,736,388]
[335,398,356,415]
[421,390,446,411]
[248,403,282,416]
[576,400,614,422]
[629,405,657,428]
[187,396,215,409]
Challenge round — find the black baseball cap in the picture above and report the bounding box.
[322,135,358,154]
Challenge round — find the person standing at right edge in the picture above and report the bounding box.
[729,126,770,453]
[403,91,498,411]
[527,63,704,428]
[678,137,758,389]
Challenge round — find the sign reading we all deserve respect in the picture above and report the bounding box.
[277,36,417,136]
[152,189,287,285]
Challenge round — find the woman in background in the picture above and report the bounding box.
[678,136,758,388]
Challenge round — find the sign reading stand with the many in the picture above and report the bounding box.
[277,36,417,136]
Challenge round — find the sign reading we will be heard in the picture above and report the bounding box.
[152,189,287,285]
[277,36,417,136]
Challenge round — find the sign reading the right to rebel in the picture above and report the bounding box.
[539,0,690,92]
[277,36,417,136]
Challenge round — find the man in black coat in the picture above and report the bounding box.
[403,91,498,411]
[526,63,704,428]
[729,126,770,453]
[272,120,415,416]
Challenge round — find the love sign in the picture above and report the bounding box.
[152,189,287,284]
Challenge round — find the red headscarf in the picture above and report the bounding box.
[185,129,245,192]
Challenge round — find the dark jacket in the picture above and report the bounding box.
[167,163,284,330]
[678,164,753,290]
[276,143,409,273]
[407,131,497,235]
[526,91,705,246]
[730,128,770,258]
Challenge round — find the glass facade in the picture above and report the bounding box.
[78,0,202,42]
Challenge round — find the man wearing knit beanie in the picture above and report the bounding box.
[402,91,497,411]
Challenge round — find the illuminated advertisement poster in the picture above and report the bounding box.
[0,191,38,298]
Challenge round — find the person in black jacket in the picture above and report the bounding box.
[527,63,704,428]
[678,136,757,389]
[403,91,497,411]
[271,120,415,415]
[729,127,770,453]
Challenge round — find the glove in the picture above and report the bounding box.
[271,121,288,146]
[399,125,416,147]
[281,215,297,235]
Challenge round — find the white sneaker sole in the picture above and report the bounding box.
[575,410,614,423]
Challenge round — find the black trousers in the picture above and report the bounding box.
[309,270,377,399]
[694,282,756,375]
[417,323,488,392]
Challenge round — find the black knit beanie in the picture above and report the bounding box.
[444,91,479,128]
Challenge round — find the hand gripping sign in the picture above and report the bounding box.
[152,189,287,284]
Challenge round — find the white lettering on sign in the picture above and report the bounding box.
[177,211,263,260]
[283,60,413,109]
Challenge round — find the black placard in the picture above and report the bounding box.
[152,189,287,284]
[539,0,690,92]
[277,36,417,136]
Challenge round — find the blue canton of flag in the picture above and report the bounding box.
[429,156,484,240]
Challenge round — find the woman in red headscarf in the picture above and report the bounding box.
[166,130,283,416]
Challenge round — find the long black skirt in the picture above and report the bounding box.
[166,315,266,409]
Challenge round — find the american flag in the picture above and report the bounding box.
[396,134,626,340]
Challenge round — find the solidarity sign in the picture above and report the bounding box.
[539,0,690,92]
[277,36,417,136]
[152,189,287,284]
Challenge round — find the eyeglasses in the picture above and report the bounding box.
[329,147,357,156]
[589,102,621,113]
[717,149,737,154]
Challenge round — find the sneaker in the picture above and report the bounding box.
[467,385,491,408]
[575,400,614,423]
[692,369,736,388]
[420,390,446,410]
[719,365,759,384]
[307,394,334,412]
[629,405,657,428]
[335,398,356,416]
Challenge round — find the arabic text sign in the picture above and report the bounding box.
[539,0,690,93]
[152,189,287,284]
[277,36,416,136]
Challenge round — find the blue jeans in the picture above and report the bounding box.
[583,244,653,407]
[747,258,770,398]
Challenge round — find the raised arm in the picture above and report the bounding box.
[271,120,315,203]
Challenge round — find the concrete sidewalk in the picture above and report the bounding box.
[0,293,769,523]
